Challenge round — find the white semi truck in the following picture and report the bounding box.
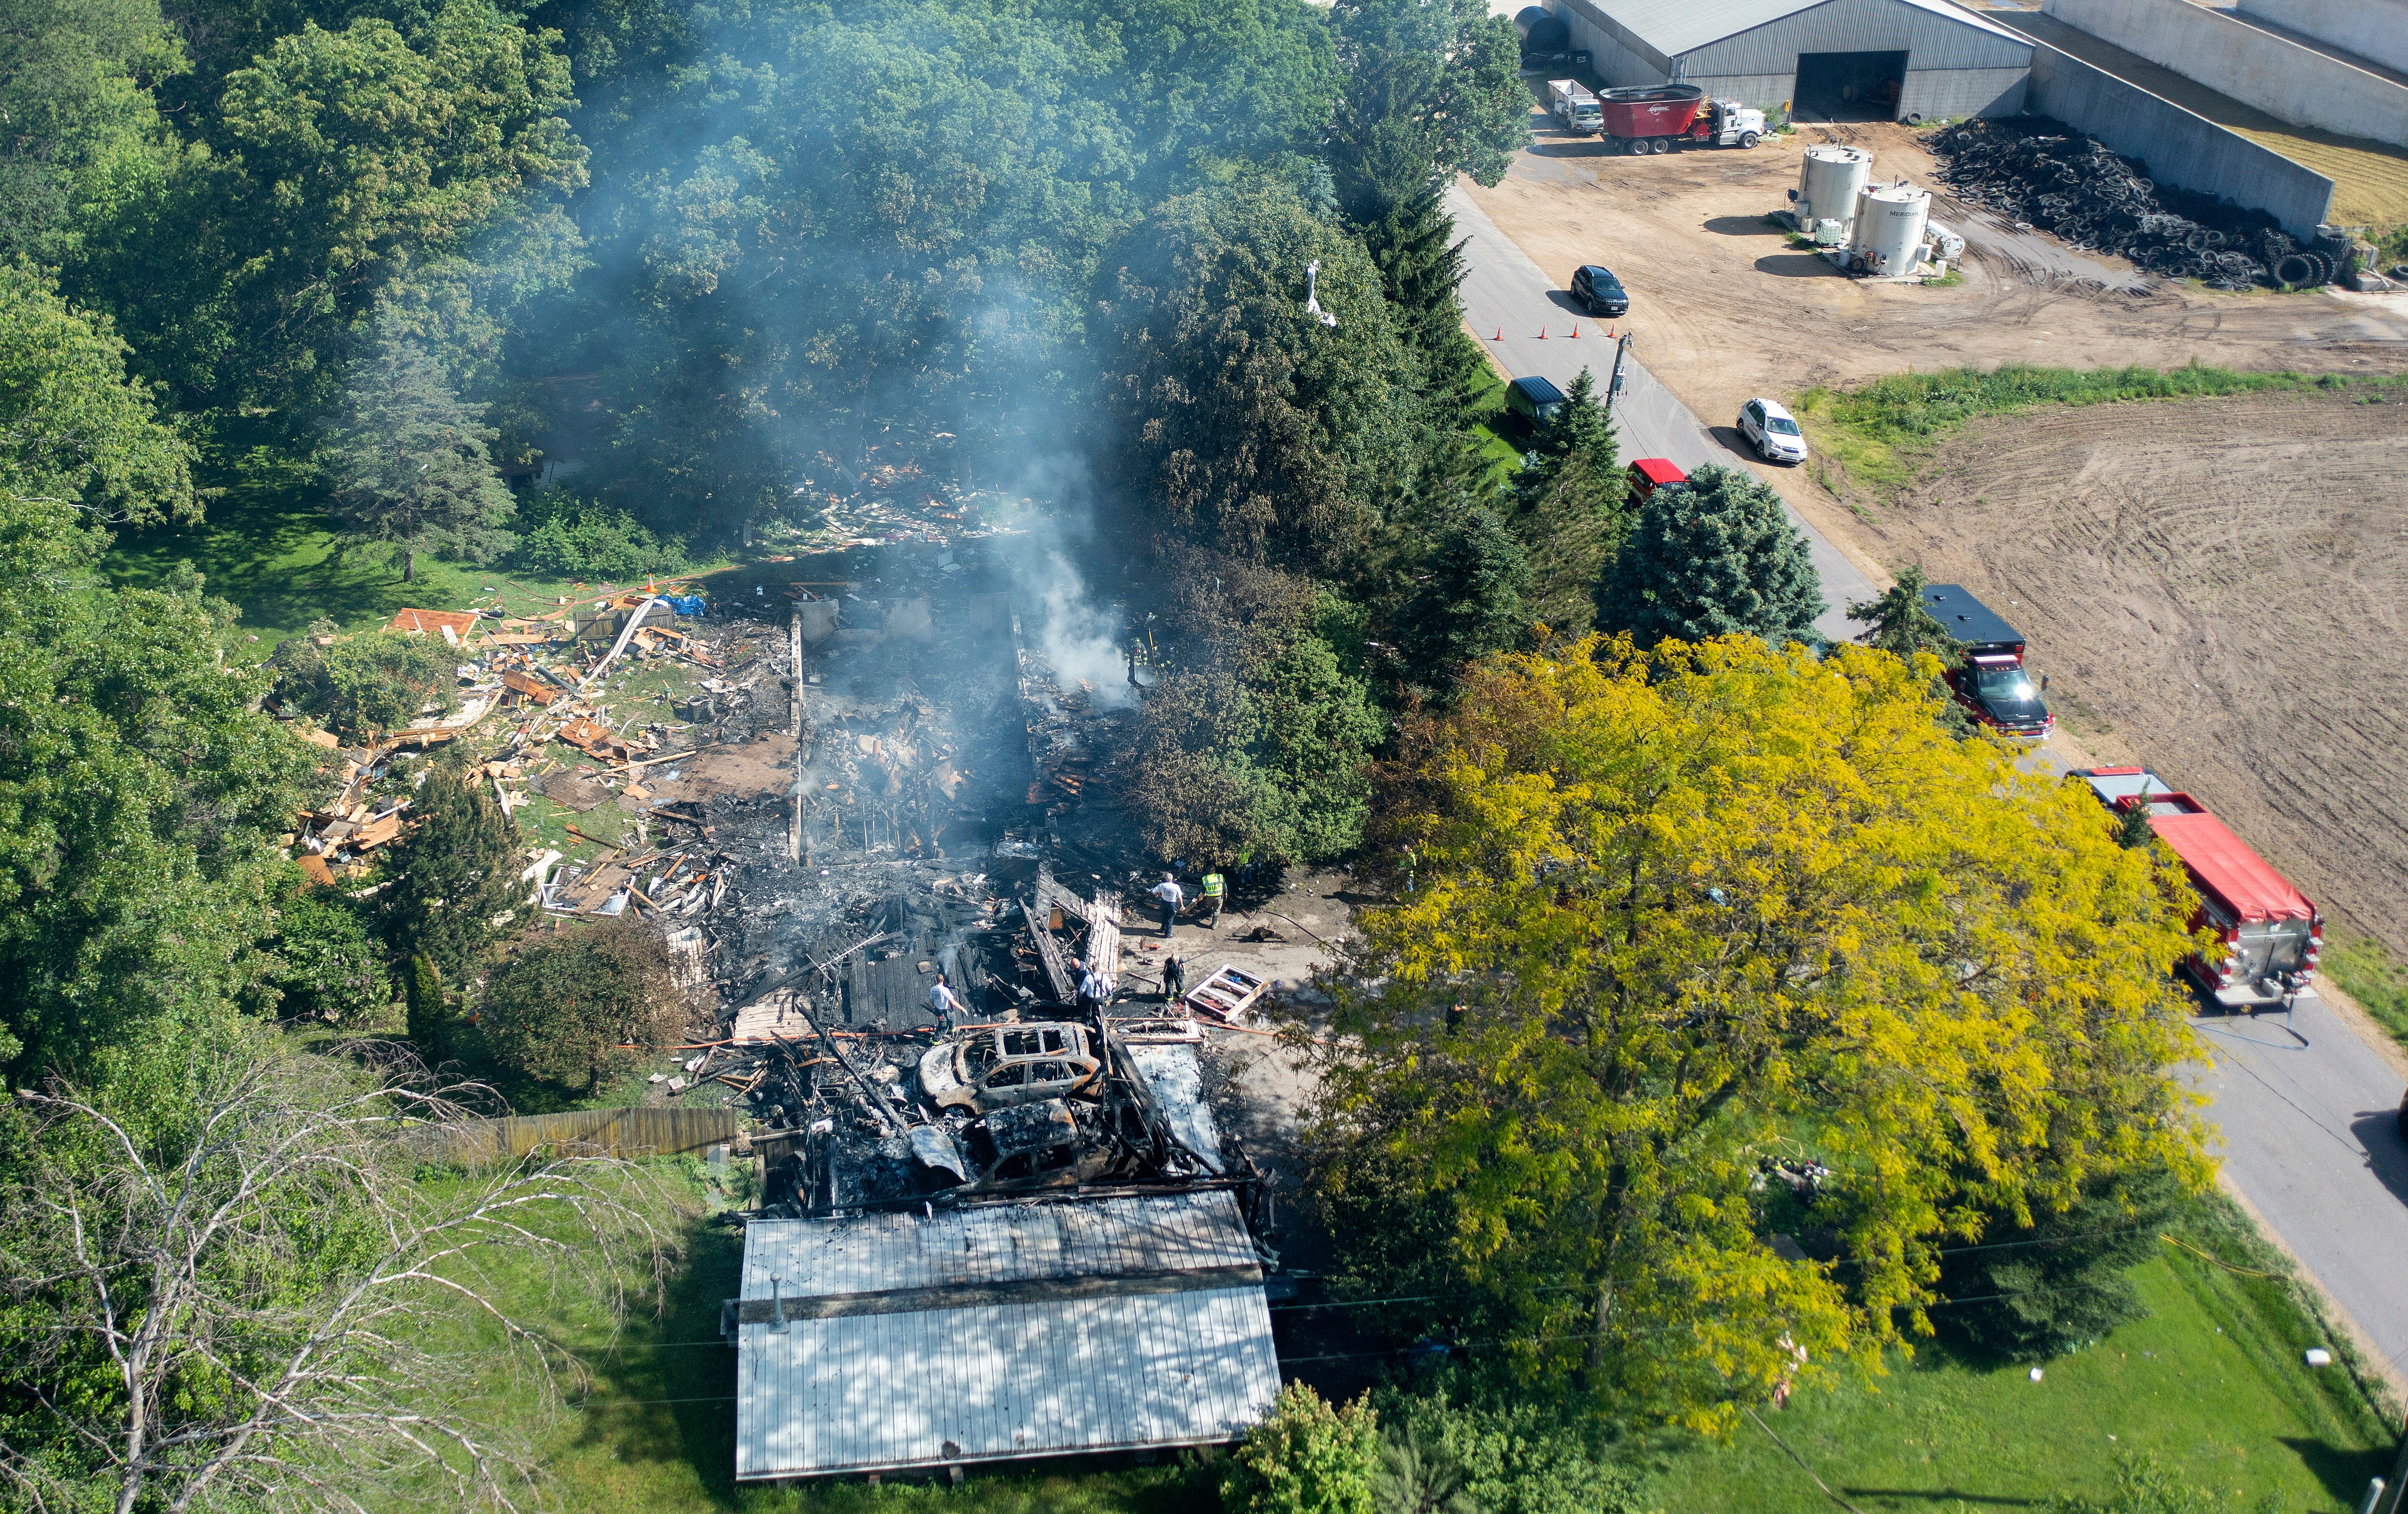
[1547,78,1602,135]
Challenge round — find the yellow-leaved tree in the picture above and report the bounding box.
[1304,635,2209,1429]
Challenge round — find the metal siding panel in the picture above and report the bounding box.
[734,1195,1281,1479]
[1675,0,2032,76]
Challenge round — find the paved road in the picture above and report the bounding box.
[2191,997,2408,1386]
[1446,185,1875,644]
[1454,179,2408,1391]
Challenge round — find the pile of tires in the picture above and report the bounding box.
[1928,117,2306,289]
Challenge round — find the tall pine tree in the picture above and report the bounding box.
[1403,506,1530,686]
[1359,182,1486,400]
[1597,463,1824,648]
[1845,565,1975,738]
[321,320,515,582]
[378,759,523,978]
[1325,0,1526,400]
[1508,368,1627,641]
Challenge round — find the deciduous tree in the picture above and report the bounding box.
[0,263,195,524]
[1224,1384,1381,1514]
[0,272,310,1082]
[0,1030,664,1512]
[1121,553,1385,869]
[1313,636,2209,1428]
[479,918,686,1092]
[277,626,461,740]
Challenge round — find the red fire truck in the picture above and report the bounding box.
[2073,767,2321,1007]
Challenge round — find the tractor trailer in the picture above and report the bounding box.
[1549,79,1602,135]
[2073,767,2322,1007]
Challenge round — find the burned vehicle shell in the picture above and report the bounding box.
[918,1022,1101,1112]
[963,1099,1108,1188]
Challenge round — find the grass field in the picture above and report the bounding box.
[1788,365,2405,500]
[2323,933,2408,1054]
[103,445,737,661]
[441,1175,2393,1514]
[1464,363,1532,485]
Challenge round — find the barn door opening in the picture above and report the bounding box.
[1793,50,1909,121]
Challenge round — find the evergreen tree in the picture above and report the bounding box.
[403,953,451,1063]
[1938,1162,2186,1361]
[1404,507,1530,683]
[378,763,523,978]
[1845,565,1965,662]
[1597,463,1825,648]
[320,322,515,582]
[481,919,685,1092]
[1508,369,1627,641]
[1845,565,1975,738]
[1358,182,1485,400]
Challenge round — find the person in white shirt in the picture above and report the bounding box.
[927,972,966,1024]
[1149,873,1185,939]
[1078,962,1112,1016]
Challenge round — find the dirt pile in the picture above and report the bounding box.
[1929,118,2306,289]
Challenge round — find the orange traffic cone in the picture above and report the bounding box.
[1569,324,1580,338]
[1493,326,1503,340]
[1538,325,1547,339]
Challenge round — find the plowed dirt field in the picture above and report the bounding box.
[1846,388,2408,952]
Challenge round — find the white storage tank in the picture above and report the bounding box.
[1851,183,1932,273]
[1796,146,1873,237]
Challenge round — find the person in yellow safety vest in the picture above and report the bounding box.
[1201,870,1226,929]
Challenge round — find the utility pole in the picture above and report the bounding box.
[1604,331,1633,422]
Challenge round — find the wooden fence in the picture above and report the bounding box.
[416,1106,744,1165]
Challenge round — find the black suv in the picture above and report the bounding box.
[1571,265,1628,318]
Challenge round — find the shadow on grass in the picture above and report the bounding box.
[1836,1491,2040,1507]
[568,1213,745,1504]
[2275,1437,2391,1509]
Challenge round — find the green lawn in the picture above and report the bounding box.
[1464,363,1531,486]
[1650,1244,2393,1513]
[435,1176,2393,1514]
[102,445,751,660]
[1787,365,2408,501]
[2321,932,2408,1054]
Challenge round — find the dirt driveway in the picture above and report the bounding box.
[1461,120,2408,439]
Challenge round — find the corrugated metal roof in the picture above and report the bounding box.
[1581,0,2031,61]
[735,1191,1279,1479]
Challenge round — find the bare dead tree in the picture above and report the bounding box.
[0,1033,671,1514]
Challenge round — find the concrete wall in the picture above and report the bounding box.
[2236,0,2408,78]
[2047,0,2408,144]
[2027,40,2337,235]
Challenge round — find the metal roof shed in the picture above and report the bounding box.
[732,1190,1279,1481]
[1544,0,2032,121]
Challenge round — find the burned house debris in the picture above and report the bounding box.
[270,546,1295,1481]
